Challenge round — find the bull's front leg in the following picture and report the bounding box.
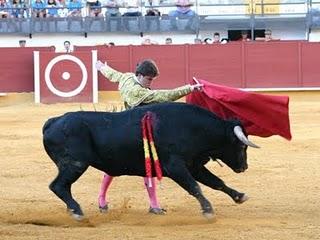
[191,166,248,204]
[165,156,214,218]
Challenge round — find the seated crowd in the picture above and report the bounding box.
[1,0,284,38]
[0,0,197,19]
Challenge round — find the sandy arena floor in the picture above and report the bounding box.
[0,92,319,240]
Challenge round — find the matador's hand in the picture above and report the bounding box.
[191,77,204,92]
[95,60,107,71]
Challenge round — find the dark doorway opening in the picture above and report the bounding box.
[228,29,266,41]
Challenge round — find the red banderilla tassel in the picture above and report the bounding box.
[146,114,163,181]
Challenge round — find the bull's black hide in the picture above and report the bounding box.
[43,102,255,219]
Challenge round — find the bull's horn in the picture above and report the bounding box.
[233,126,260,148]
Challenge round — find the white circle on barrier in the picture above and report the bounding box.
[45,55,88,98]
[62,72,71,80]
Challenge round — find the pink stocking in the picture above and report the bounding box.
[98,173,113,208]
[144,177,160,209]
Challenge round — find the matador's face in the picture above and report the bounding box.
[137,74,155,89]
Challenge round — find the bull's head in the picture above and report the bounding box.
[214,125,259,173]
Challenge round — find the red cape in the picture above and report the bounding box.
[186,80,292,140]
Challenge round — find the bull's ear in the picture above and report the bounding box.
[233,126,260,148]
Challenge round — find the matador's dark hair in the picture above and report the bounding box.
[135,59,159,78]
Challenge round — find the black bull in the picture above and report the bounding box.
[43,102,259,219]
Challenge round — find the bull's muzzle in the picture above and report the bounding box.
[235,165,248,173]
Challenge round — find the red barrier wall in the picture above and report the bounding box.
[0,47,55,92]
[76,42,320,90]
[245,41,300,88]
[1,42,320,93]
[189,43,243,87]
[301,42,320,87]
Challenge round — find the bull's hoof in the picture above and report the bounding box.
[234,193,249,204]
[72,213,84,221]
[202,205,214,219]
[99,204,108,213]
[202,207,214,219]
[148,207,167,215]
[67,208,84,221]
[203,212,214,220]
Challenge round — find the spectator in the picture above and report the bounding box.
[0,0,12,18]
[145,0,160,16]
[141,35,158,45]
[168,0,196,31]
[145,0,161,31]
[63,40,73,53]
[165,37,172,44]
[12,0,28,18]
[57,0,68,17]
[239,30,251,41]
[105,0,122,31]
[66,0,82,30]
[220,38,229,44]
[96,41,116,47]
[213,32,221,43]
[67,0,82,17]
[122,0,142,31]
[19,39,26,47]
[88,0,102,17]
[47,0,59,17]
[256,29,280,42]
[105,0,121,17]
[32,0,47,18]
[203,37,213,44]
[194,37,202,44]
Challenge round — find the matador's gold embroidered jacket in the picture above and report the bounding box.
[100,65,192,109]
